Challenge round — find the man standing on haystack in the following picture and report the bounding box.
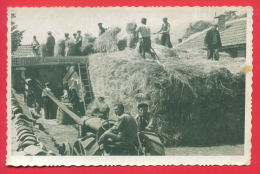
[75,30,83,55]
[31,35,40,56]
[156,17,172,48]
[204,24,222,61]
[98,23,107,36]
[137,18,155,59]
[46,32,55,56]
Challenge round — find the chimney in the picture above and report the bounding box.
[215,14,226,31]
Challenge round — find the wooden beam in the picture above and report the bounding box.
[12,56,88,67]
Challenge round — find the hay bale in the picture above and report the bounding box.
[94,27,121,53]
[54,39,65,56]
[80,34,96,56]
[88,49,245,146]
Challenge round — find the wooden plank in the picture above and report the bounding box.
[12,56,88,67]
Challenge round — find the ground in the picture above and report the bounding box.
[165,144,244,156]
[34,119,245,156]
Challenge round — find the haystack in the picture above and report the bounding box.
[87,46,245,146]
[94,27,121,53]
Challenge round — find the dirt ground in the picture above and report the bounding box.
[165,144,244,156]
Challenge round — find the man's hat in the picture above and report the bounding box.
[64,33,69,37]
[138,103,148,109]
[97,96,105,100]
[141,17,147,22]
[77,30,81,33]
[163,17,168,21]
[47,31,52,34]
[98,23,102,25]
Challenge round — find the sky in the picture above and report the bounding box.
[9,7,248,44]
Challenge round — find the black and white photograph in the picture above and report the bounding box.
[7,6,252,166]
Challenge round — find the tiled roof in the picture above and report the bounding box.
[12,45,35,58]
[177,18,247,50]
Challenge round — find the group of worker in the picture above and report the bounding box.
[39,82,154,154]
[32,32,56,57]
[31,31,83,57]
[95,101,154,155]
[136,17,172,59]
[31,17,222,61]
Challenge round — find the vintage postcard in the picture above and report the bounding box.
[6,6,253,166]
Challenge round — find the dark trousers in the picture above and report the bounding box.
[161,34,172,48]
[46,47,54,56]
[75,44,82,56]
[104,140,137,155]
[139,37,155,59]
[207,45,220,60]
[43,97,53,119]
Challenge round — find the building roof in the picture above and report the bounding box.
[177,18,247,50]
[12,45,35,58]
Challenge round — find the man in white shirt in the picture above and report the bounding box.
[156,17,172,48]
[136,18,155,59]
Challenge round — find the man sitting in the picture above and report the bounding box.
[135,103,154,131]
[98,103,138,155]
[90,96,110,120]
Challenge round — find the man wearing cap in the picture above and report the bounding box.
[136,18,155,59]
[204,24,222,60]
[73,33,77,42]
[42,82,54,119]
[99,103,138,155]
[156,17,172,48]
[75,30,83,55]
[135,103,154,131]
[98,23,107,36]
[90,96,110,120]
[46,32,55,56]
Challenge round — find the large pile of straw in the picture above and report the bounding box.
[94,27,121,53]
[88,47,245,146]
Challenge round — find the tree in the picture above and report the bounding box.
[11,13,24,52]
[182,20,212,39]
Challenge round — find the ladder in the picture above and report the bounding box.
[77,63,94,113]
